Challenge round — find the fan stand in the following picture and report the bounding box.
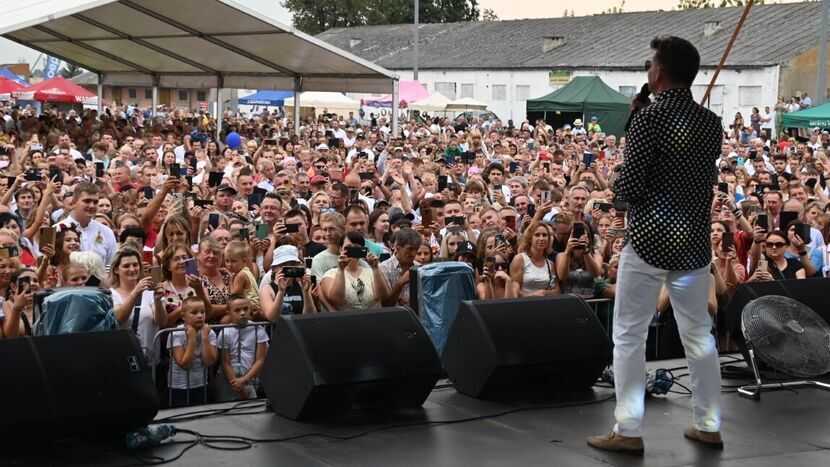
[738,343,830,400]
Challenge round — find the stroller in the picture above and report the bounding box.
[33,287,117,336]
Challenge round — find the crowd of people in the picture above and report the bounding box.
[0,98,826,406]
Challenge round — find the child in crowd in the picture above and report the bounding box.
[225,241,261,317]
[167,296,218,408]
[61,263,89,287]
[218,294,268,400]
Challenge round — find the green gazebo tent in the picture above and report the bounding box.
[781,102,830,129]
[526,76,631,136]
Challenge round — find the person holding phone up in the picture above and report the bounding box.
[748,227,805,282]
[555,221,603,298]
[0,268,38,339]
[320,232,389,311]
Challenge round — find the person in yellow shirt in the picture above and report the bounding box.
[587,115,602,133]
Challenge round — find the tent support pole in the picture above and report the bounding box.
[391,79,399,138]
[96,74,103,114]
[216,75,224,145]
[151,75,159,118]
[293,76,302,136]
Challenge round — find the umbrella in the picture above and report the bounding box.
[0,76,24,101]
[13,76,97,105]
[445,97,488,111]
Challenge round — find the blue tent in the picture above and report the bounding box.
[238,90,293,106]
[0,67,30,86]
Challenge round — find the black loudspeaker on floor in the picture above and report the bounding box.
[0,329,159,444]
[442,295,613,399]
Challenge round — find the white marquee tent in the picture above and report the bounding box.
[0,0,401,135]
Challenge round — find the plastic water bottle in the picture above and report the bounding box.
[126,424,176,449]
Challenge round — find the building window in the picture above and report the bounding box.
[196,90,207,101]
[492,84,506,101]
[178,90,188,101]
[145,88,153,99]
[618,86,637,98]
[516,85,531,101]
[435,82,456,100]
[128,88,137,99]
[738,86,762,106]
[460,83,475,99]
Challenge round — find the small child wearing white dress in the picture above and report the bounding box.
[217,294,268,400]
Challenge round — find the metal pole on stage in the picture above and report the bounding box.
[96,74,103,115]
[216,75,223,145]
[151,76,159,118]
[391,79,399,138]
[294,76,302,136]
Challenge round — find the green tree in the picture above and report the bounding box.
[677,0,763,9]
[480,8,498,21]
[283,0,481,35]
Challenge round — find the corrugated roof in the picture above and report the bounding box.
[317,2,823,70]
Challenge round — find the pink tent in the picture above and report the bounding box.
[362,81,431,108]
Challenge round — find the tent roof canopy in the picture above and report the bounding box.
[0,0,398,93]
[526,76,630,113]
[781,102,830,129]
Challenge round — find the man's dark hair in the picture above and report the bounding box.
[650,36,699,87]
[284,208,306,222]
[13,187,33,203]
[331,182,348,197]
[338,230,366,247]
[119,226,147,244]
[395,228,422,249]
[343,204,368,219]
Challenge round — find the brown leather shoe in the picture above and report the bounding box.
[586,431,644,455]
[684,427,724,449]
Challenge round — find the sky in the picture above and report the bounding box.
[0,0,799,68]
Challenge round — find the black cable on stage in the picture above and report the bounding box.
[132,392,617,464]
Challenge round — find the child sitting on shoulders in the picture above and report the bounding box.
[225,241,262,319]
[167,296,217,408]
[218,294,268,400]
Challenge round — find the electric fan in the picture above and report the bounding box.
[739,295,830,400]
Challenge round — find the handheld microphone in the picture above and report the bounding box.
[624,83,651,132]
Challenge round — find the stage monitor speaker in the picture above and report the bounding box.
[726,278,830,363]
[0,330,159,443]
[442,295,612,399]
[261,307,442,420]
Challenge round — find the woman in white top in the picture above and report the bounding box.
[109,247,167,361]
[321,231,390,311]
[510,220,560,296]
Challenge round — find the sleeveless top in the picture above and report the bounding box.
[239,267,261,309]
[520,253,556,293]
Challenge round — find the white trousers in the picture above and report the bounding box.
[612,245,721,437]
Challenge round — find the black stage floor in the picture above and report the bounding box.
[12,357,830,466]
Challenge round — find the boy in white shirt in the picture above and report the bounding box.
[218,294,268,400]
[167,296,218,407]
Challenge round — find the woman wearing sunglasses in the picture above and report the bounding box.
[747,229,805,282]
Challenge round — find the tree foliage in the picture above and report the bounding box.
[480,8,498,21]
[677,0,763,9]
[283,0,481,35]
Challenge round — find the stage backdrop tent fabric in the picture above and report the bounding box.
[238,90,293,106]
[781,102,830,129]
[283,92,360,117]
[526,76,631,137]
[363,80,431,108]
[13,76,97,104]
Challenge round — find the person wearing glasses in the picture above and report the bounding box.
[748,229,806,282]
[320,231,389,311]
